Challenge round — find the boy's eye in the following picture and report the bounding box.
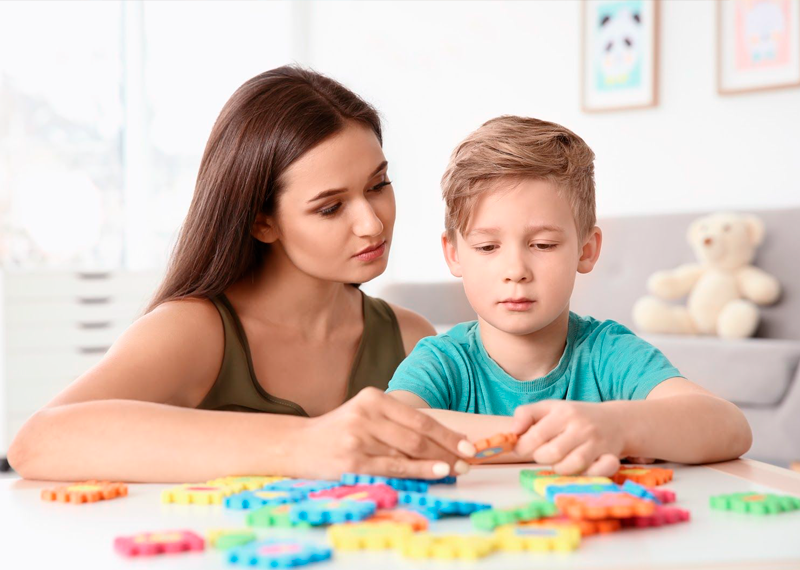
[475,245,497,253]
[532,243,557,251]
[319,203,342,217]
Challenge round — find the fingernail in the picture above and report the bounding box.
[457,440,477,457]
[454,460,470,475]
[432,462,450,477]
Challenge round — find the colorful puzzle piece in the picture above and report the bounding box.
[328,522,413,550]
[533,476,613,496]
[161,482,242,505]
[226,489,306,510]
[556,493,656,520]
[228,539,331,568]
[340,473,456,492]
[398,491,491,518]
[470,432,519,464]
[206,529,256,549]
[207,475,287,491]
[366,509,429,531]
[470,500,558,531]
[290,499,376,526]
[246,504,311,529]
[621,480,661,504]
[41,481,127,504]
[545,483,622,502]
[651,487,676,504]
[261,479,341,496]
[622,505,691,528]
[520,516,621,537]
[494,524,581,553]
[519,469,560,491]
[114,530,204,557]
[612,467,673,487]
[710,492,800,515]
[309,484,398,509]
[400,533,497,561]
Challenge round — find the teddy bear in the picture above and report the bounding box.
[632,212,781,339]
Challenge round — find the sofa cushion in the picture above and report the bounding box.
[643,335,800,406]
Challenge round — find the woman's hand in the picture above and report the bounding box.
[512,400,627,477]
[290,387,476,480]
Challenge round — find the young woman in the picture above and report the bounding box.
[8,66,475,482]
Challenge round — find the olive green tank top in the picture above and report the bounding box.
[197,292,406,417]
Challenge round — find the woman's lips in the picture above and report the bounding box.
[353,241,386,262]
[499,299,535,311]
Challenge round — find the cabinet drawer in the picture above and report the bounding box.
[3,272,160,302]
[6,350,106,384]
[7,374,81,414]
[7,324,128,351]
[6,300,145,326]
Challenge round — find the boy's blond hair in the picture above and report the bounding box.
[441,116,596,242]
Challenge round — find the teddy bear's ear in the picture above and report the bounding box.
[743,214,765,246]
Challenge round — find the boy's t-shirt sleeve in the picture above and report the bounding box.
[593,322,684,401]
[386,337,462,409]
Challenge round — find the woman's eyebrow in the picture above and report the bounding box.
[307,160,389,203]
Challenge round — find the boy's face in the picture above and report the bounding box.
[442,177,601,337]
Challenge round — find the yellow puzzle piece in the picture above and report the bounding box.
[328,522,413,551]
[206,476,288,491]
[400,534,497,561]
[495,524,581,553]
[161,482,245,505]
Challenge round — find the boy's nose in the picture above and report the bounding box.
[503,252,533,283]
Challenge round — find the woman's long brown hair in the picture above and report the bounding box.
[146,66,382,312]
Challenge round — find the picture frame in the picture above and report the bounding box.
[581,0,660,112]
[717,0,800,95]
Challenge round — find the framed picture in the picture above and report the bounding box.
[717,0,800,94]
[581,0,660,112]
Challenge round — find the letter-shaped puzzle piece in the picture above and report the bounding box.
[228,539,331,568]
[533,476,613,496]
[207,475,287,491]
[161,482,243,505]
[226,489,306,510]
[470,432,518,464]
[366,509,429,531]
[41,480,127,504]
[622,505,691,528]
[710,492,800,515]
[290,499,377,526]
[401,534,497,561]
[520,516,621,537]
[340,473,456,492]
[309,484,398,509]
[114,530,205,557]
[206,529,256,549]
[261,479,341,496]
[612,467,673,487]
[494,524,581,553]
[328,522,413,550]
[470,500,558,531]
[556,493,656,520]
[247,504,312,529]
[398,491,491,518]
[546,483,623,502]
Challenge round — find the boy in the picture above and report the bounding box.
[388,116,752,476]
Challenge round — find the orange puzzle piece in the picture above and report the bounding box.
[612,467,673,487]
[366,509,429,531]
[41,481,128,504]
[470,433,519,464]
[555,493,656,520]
[520,516,622,537]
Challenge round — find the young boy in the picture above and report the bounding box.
[388,116,752,476]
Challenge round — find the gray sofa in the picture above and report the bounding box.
[379,207,800,466]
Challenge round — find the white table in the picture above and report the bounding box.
[2,459,800,569]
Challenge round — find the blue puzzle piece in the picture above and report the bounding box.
[225,489,306,510]
[622,480,661,504]
[397,491,491,517]
[228,538,331,568]
[261,479,341,497]
[289,498,376,526]
[545,483,622,502]
[340,473,457,493]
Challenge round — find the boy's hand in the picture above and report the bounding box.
[512,400,626,477]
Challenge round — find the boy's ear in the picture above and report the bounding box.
[441,232,463,278]
[252,212,280,244]
[577,226,602,274]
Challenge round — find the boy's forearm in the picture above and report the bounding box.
[609,394,753,464]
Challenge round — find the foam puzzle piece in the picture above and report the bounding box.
[651,487,677,504]
[400,534,497,561]
[398,491,491,518]
[340,473,456,493]
[206,529,256,549]
[621,480,661,504]
[545,483,622,502]
[366,509,429,531]
[227,538,331,568]
[290,499,377,526]
[225,489,306,510]
[41,481,128,504]
[114,530,204,557]
[207,475,288,491]
[470,500,558,531]
[309,484,398,509]
[161,482,243,505]
[494,524,581,553]
[246,504,311,529]
[622,505,691,528]
[470,432,519,464]
[533,476,613,496]
[261,479,341,496]
[612,467,673,487]
[328,522,413,550]
[556,493,657,520]
[709,492,800,515]
[520,516,621,537]
[519,469,560,491]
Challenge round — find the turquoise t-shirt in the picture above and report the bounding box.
[386,312,682,415]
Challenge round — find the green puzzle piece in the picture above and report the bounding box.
[710,493,800,515]
[470,500,558,531]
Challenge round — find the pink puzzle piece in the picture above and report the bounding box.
[622,506,690,528]
[308,484,397,509]
[114,530,205,557]
[650,487,676,504]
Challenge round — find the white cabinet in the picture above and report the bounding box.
[0,270,161,459]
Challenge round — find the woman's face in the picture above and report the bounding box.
[266,122,396,285]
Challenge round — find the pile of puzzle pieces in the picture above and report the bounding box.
[39,433,800,566]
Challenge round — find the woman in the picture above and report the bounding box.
[8,66,475,482]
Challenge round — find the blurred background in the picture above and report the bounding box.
[1,0,798,469]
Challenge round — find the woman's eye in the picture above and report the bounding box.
[319,203,342,217]
[370,179,392,192]
[532,243,557,251]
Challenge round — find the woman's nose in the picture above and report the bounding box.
[352,200,384,237]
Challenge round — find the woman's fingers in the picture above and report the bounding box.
[357,454,458,480]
